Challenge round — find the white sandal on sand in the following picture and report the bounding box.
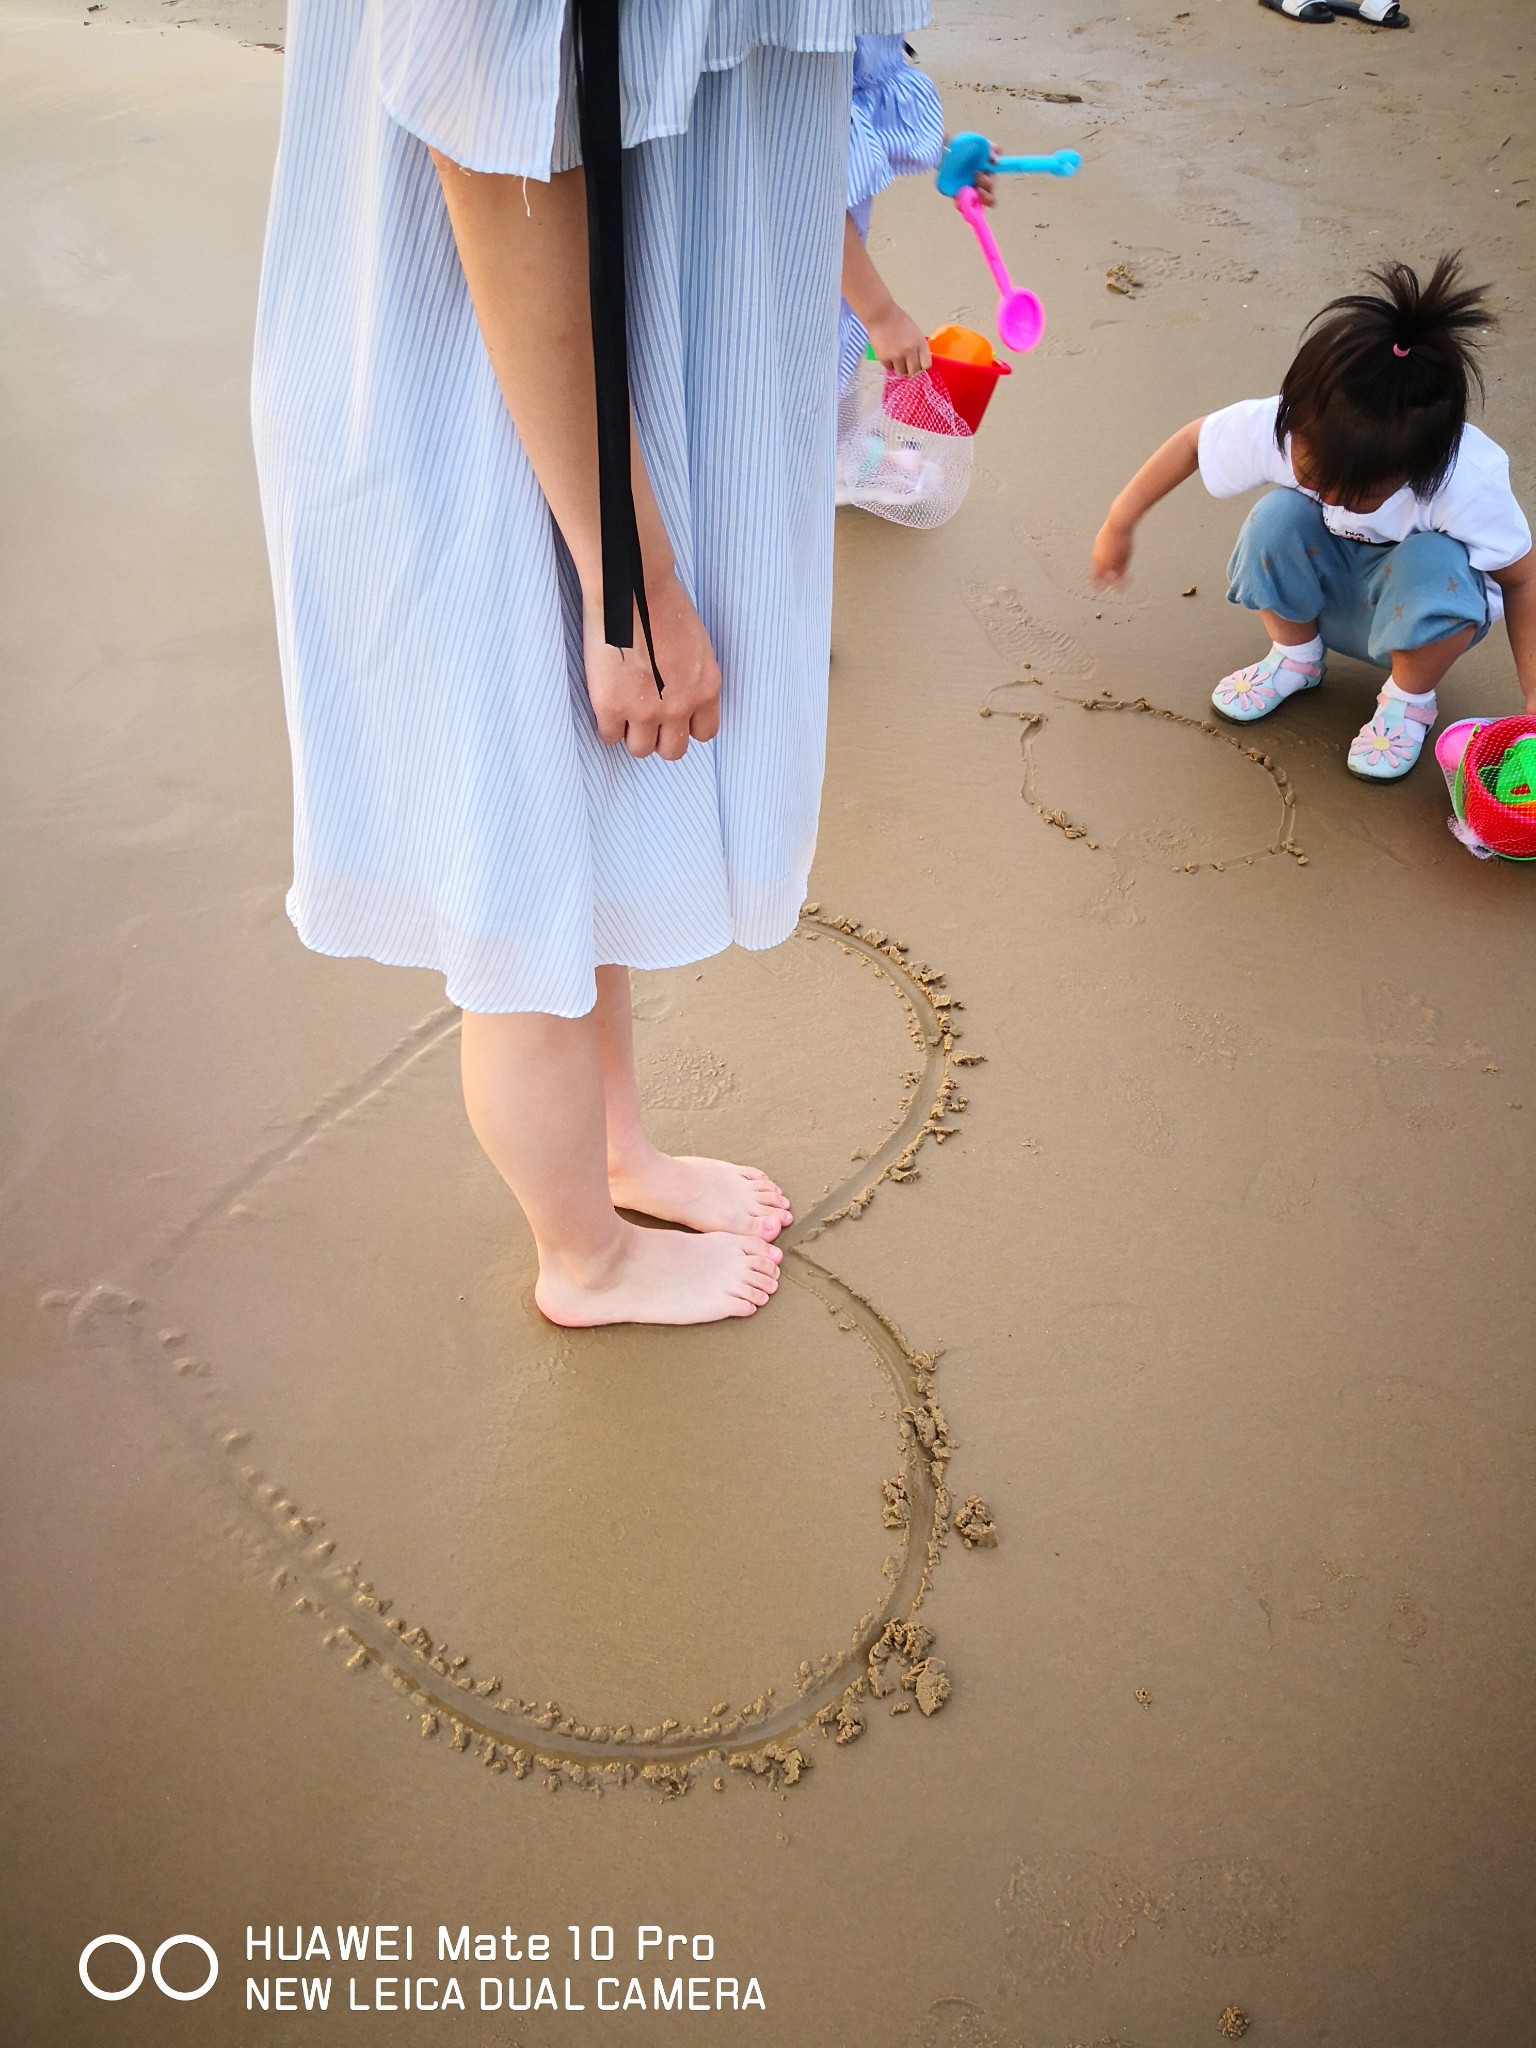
[1259,0,1334,21]
[1329,0,1409,23]
[1346,689,1435,781]
[1212,644,1325,723]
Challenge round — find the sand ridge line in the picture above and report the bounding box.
[789,911,981,1241]
[980,682,1306,872]
[146,1004,462,1278]
[46,913,989,1793]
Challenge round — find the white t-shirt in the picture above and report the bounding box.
[1197,395,1531,619]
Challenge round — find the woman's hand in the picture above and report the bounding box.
[1090,514,1135,589]
[583,570,721,760]
[866,304,931,377]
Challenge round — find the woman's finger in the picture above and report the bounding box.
[624,713,661,758]
[655,716,692,762]
[690,700,721,744]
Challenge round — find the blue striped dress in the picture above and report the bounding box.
[252,0,929,1017]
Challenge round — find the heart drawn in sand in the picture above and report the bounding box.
[46,914,991,1795]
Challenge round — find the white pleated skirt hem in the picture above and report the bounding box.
[288,868,809,1016]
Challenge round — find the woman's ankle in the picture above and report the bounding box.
[534,1219,630,1291]
[606,1131,663,1181]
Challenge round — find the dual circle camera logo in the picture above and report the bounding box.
[79,1935,219,2002]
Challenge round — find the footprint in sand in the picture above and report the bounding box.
[1033,330,1089,360]
[906,1999,1014,2048]
[1244,1557,1436,1658]
[908,1997,1141,2048]
[637,1042,735,1115]
[1174,198,1252,234]
[1245,1557,1365,1643]
[43,916,988,1795]
[995,1848,1291,1990]
[1359,981,1499,1135]
[962,579,1094,680]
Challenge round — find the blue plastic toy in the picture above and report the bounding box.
[935,133,1082,352]
[937,131,1081,196]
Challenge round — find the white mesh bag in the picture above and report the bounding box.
[835,360,974,529]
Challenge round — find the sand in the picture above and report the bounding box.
[2,0,1533,2042]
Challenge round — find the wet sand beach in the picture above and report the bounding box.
[2,1,1533,2042]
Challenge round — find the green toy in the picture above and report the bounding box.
[1489,733,1536,807]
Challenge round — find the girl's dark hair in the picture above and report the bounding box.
[1276,254,1493,502]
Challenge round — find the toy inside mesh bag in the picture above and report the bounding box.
[1438,714,1536,861]
[835,361,973,529]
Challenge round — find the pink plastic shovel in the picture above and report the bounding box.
[955,186,1045,352]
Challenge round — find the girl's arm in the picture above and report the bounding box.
[1488,549,1536,713]
[841,215,929,376]
[430,154,719,762]
[1090,419,1204,587]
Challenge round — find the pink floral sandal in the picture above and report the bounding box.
[1347,689,1436,781]
[1211,644,1324,724]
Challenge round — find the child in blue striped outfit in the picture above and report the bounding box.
[836,37,992,385]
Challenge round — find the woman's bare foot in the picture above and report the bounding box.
[608,1149,793,1239]
[535,1222,782,1329]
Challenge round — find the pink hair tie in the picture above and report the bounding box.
[1392,343,1411,357]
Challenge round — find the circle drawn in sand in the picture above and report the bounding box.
[49,915,984,1795]
[981,685,1306,874]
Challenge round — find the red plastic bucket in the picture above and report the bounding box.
[1459,714,1536,860]
[926,351,1011,433]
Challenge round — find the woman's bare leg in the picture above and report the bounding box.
[460,1008,781,1328]
[592,966,792,1238]
[436,163,793,1304]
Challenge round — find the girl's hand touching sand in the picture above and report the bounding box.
[583,570,721,761]
[1091,420,1204,589]
[1090,515,1134,588]
[866,303,931,377]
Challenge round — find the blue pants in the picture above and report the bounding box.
[1226,488,1490,666]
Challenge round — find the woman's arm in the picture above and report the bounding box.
[1488,549,1536,713]
[431,154,719,761]
[1090,418,1204,587]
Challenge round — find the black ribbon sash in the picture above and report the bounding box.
[572,0,663,692]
